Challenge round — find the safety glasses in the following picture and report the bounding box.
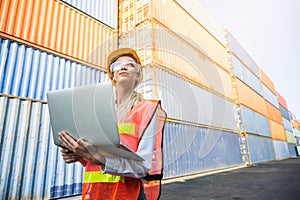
[110,60,140,73]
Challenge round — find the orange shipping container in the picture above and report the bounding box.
[291,120,300,129]
[265,101,283,124]
[0,0,118,69]
[258,67,277,95]
[119,0,229,71]
[276,91,288,110]
[269,120,286,141]
[120,21,234,100]
[235,78,267,117]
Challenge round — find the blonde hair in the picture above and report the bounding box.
[116,91,143,122]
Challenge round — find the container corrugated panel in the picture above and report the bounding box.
[0,0,118,68]
[162,122,244,179]
[119,0,230,71]
[262,84,279,109]
[247,134,275,163]
[120,22,234,100]
[172,0,226,45]
[225,30,258,77]
[269,120,286,141]
[0,96,84,199]
[235,78,267,117]
[240,106,271,137]
[296,137,300,146]
[277,91,288,110]
[140,67,239,131]
[0,37,109,100]
[283,117,293,132]
[293,128,300,138]
[288,143,297,157]
[273,140,290,159]
[279,104,290,120]
[265,101,282,124]
[258,67,277,95]
[60,0,118,29]
[286,130,296,144]
[291,120,300,129]
[229,54,262,95]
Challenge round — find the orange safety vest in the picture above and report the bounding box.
[82,99,166,200]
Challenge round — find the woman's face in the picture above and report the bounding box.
[112,56,140,88]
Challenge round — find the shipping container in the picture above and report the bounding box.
[174,0,226,45]
[0,37,109,100]
[282,117,293,132]
[276,91,288,110]
[265,101,282,124]
[273,140,290,159]
[0,96,84,199]
[229,54,262,95]
[163,122,244,179]
[247,134,275,163]
[286,130,296,144]
[262,84,279,109]
[119,0,230,71]
[240,106,271,137]
[140,67,239,131]
[291,120,300,129]
[269,120,286,141]
[258,67,277,95]
[293,128,300,138]
[120,22,234,100]
[225,30,258,77]
[60,0,118,29]
[288,143,297,157]
[235,78,267,117]
[0,0,118,69]
[279,104,290,120]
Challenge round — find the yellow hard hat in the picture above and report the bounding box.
[107,48,142,86]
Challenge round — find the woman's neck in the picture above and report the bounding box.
[116,86,134,106]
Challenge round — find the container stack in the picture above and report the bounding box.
[0,0,117,199]
[1,0,299,199]
[258,68,290,159]
[290,113,300,155]
[225,31,275,164]
[276,92,297,156]
[118,0,244,179]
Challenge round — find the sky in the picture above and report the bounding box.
[198,0,300,119]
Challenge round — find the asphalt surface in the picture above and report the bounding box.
[160,158,300,200]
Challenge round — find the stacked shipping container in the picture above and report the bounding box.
[258,68,290,159]
[225,31,275,163]
[276,92,298,156]
[118,0,245,180]
[0,0,117,199]
[0,0,299,199]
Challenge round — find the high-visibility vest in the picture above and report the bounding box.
[82,100,166,200]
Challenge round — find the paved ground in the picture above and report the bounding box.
[160,158,300,200]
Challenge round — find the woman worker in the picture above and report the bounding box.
[58,48,166,200]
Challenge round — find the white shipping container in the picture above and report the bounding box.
[174,0,226,45]
[139,67,239,132]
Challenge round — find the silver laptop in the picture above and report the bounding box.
[47,82,144,161]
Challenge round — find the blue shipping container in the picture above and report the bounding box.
[0,37,108,100]
[163,122,244,179]
[273,140,290,160]
[247,134,275,163]
[240,106,271,137]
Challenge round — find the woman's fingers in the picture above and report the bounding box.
[58,131,77,151]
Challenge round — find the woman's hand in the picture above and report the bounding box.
[58,131,106,167]
[61,148,86,166]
